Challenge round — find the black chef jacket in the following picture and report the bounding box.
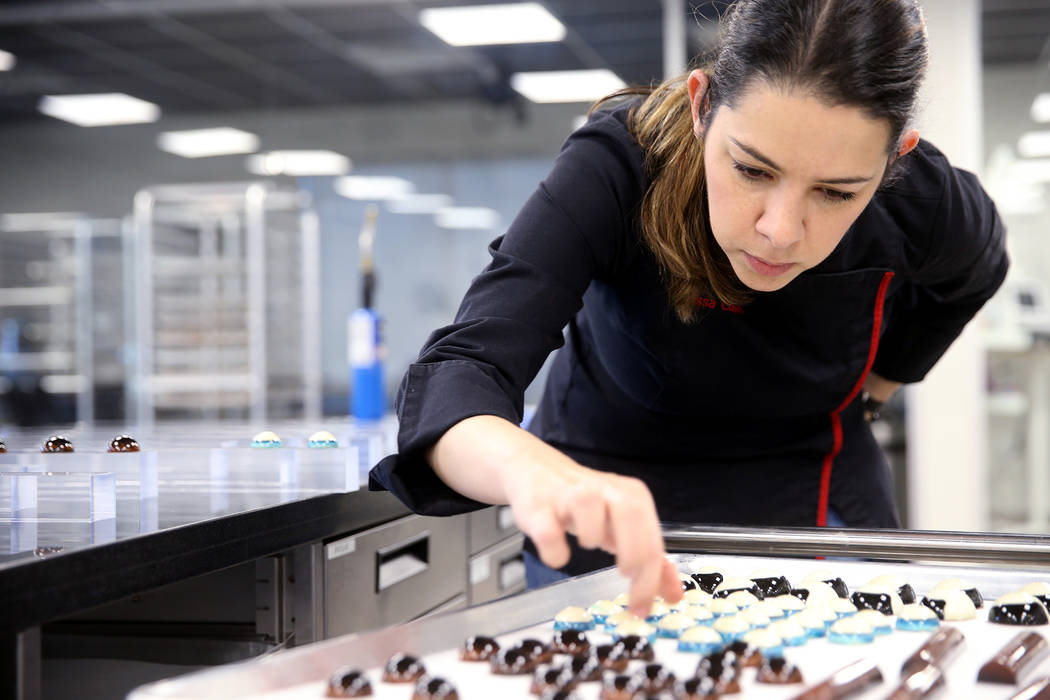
[370,99,1008,576]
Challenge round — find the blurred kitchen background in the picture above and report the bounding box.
[0,0,1047,534]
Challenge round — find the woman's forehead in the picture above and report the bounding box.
[711,82,894,178]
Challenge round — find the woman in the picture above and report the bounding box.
[370,0,1008,617]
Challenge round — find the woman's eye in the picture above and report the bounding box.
[821,188,857,203]
[732,161,766,180]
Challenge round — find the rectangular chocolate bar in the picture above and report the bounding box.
[977,632,1049,685]
[789,659,884,700]
[1009,677,1050,700]
[900,626,965,676]
[884,662,944,700]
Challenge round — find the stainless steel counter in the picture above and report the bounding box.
[129,527,1050,700]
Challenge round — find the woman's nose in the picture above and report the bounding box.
[755,190,805,248]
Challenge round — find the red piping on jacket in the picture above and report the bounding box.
[816,271,895,527]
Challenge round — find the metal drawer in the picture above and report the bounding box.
[468,505,517,554]
[468,533,526,606]
[418,594,468,619]
[323,513,467,638]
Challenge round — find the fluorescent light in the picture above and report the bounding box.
[435,206,501,230]
[334,176,415,200]
[1031,93,1050,123]
[1,212,84,232]
[1018,131,1050,158]
[246,150,351,176]
[997,188,1046,216]
[1010,158,1050,183]
[0,50,15,72]
[420,3,565,46]
[510,69,626,103]
[157,127,259,159]
[38,92,160,127]
[386,193,453,214]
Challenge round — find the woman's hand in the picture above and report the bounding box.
[861,372,901,421]
[429,415,682,616]
[863,371,900,403]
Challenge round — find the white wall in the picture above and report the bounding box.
[906,0,988,532]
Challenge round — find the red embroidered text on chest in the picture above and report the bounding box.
[695,297,744,314]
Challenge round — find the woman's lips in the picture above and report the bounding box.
[744,252,794,277]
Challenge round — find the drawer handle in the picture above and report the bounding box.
[497,506,515,531]
[499,552,526,591]
[375,532,430,592]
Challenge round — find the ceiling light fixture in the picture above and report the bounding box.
[386,193,453,214]
[1031,93,1050,123]
[435,207,501,230]
[38,93,160,127]
[1018,131,1050,159]
[420,2,566,46]
[0,49,15,72]
[1009,157,1050,184]
[158,127,260,159]
[334,176,415,200]
[246,150,351,176]
[510,69,626,103]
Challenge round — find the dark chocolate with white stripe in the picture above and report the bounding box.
[752,575,792,598]
[820,577,850,599]
[851,590,895,615]
[690,571,724,594]
[990,602,1050,626]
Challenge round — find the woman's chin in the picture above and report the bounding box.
[733,262,798,293]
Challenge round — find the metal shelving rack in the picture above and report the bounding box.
[0,213,125,423]
[127,182,322,424]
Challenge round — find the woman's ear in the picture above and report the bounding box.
[686,69,710,140]
[896,129,920,158]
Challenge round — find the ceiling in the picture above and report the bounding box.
[0,0,1044,126]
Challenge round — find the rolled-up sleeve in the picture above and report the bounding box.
[872,146,1009,383]
[370,106,646,515]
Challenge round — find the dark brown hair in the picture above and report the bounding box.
[597,0,928,322]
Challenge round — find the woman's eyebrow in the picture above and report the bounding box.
[727,136,874,185]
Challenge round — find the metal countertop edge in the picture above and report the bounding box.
[0,490,410,633]
[662,524,1050,565]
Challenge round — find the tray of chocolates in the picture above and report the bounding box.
[127,549,1050,700]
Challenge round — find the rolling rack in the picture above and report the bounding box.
[127,525,1050,700]
[126,182,322,424]
[0,212,125,423]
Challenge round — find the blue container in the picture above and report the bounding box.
[349,308,384,420]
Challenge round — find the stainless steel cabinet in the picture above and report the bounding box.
[323,513,468,638]
[468,533,526,605]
